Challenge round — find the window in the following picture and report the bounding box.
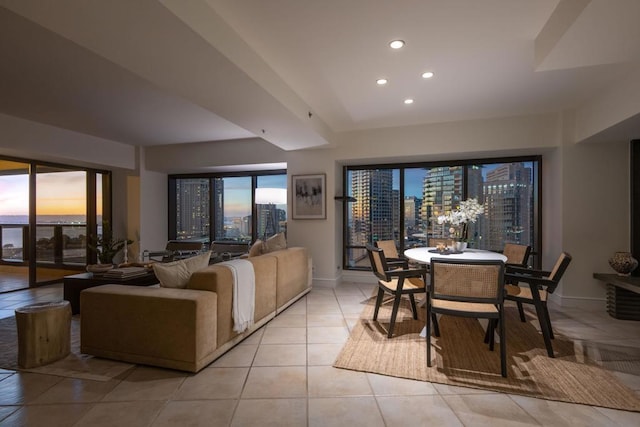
[0,155,110,288]
[169,171,287,246]
[175,178,210,241]
[342,157,540,270]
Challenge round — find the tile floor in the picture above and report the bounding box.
[0,282,639,426]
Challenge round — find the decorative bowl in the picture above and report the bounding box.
[608,252,638,276]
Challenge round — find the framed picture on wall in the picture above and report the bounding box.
[292,173,326,219]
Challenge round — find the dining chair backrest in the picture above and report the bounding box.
[545,252,572,294]
[375,240,400,259]
[366,245,391,282]
[430,258,505,304]
[503,243,531,266]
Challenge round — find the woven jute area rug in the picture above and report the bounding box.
[0,315,134,381]
[334,296,640,412]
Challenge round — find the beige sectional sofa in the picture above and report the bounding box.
[80,247,312,372]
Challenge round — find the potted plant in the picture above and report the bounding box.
[88,221,133,265]
[437,198,484,251]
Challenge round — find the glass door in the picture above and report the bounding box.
[0,159,30,292]
[35,165,87,284]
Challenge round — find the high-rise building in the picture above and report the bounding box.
[213,179,224,239]
[176,178,210,240]
[482,163,533,250]
[403,196,420,228]
[420,167,463,238]
[349,169,394,247]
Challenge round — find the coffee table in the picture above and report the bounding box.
[63,271,158,314]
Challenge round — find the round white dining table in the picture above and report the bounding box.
[404,247,507,264]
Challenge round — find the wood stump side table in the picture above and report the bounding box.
[15,300,72,368]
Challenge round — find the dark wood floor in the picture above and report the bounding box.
[0,265,78,293]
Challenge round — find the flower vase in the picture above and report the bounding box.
[608,252,638,276]
[453,241,467,252]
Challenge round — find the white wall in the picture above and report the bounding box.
[560,138,629,307]
[138,149,169,256]
[1,110,634,308]
[0,113,136,170]
[157,112,632,306]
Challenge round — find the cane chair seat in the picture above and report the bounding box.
[366,245,428,338]
[378,276,426,292]
[426,258,507,377]
[505,284,548,302]
[431,299,499,314]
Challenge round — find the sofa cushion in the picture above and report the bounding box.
[153,251,211,288]
[188,255,277,347]
[262,247,310,310]
[248,239,264,257]
[262,232,287,254]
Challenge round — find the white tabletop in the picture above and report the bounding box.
[404,247,507,264]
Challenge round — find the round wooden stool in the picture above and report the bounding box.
[15,300,71,368]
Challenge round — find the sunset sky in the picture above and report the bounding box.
[0,171,90,216]
[1,171,284,218]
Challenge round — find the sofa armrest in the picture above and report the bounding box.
[80,285,217,372]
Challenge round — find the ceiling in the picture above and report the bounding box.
[0,0,639,150]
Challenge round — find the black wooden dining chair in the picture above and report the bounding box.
[504,252,572,358]
[426,258,507,377]
[366,245,428,338]
[374,240,409,269]
[502,243,532,321]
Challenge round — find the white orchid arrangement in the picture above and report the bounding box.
[436,198,485,241]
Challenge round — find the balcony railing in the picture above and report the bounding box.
[0,223,87,266]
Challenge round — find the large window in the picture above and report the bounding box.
[0,156,110,289]
[342,157,540,270]
[169,171,287,245]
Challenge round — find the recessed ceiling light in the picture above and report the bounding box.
[404,98,414,105]
[376,78,388,85]
[422,71,434,79]
[389,40,405,49]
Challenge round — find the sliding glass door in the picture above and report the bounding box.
[0,160,30,292]
[35,165,88,284]
[0,156,110,291]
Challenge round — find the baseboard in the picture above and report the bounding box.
[312,277,339,288]
[548,293,606,311]
[312,270,373,288]
[341,270,375,284]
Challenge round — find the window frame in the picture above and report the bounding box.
[341,155,542,271]
[168,169,287,245]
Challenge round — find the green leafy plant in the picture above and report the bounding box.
[88,221,133,264]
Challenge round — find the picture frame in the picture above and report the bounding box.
[292,173,326,219]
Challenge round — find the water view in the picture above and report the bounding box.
[0,215,102,264]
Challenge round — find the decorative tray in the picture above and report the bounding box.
[428,249,463,255]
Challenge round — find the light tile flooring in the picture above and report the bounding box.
[0,282,640,426]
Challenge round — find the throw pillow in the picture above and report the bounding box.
[153,251,211,288]
[248,239,263,257]
[262,232,287,254]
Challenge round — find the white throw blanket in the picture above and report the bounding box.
[219,259,255,333]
